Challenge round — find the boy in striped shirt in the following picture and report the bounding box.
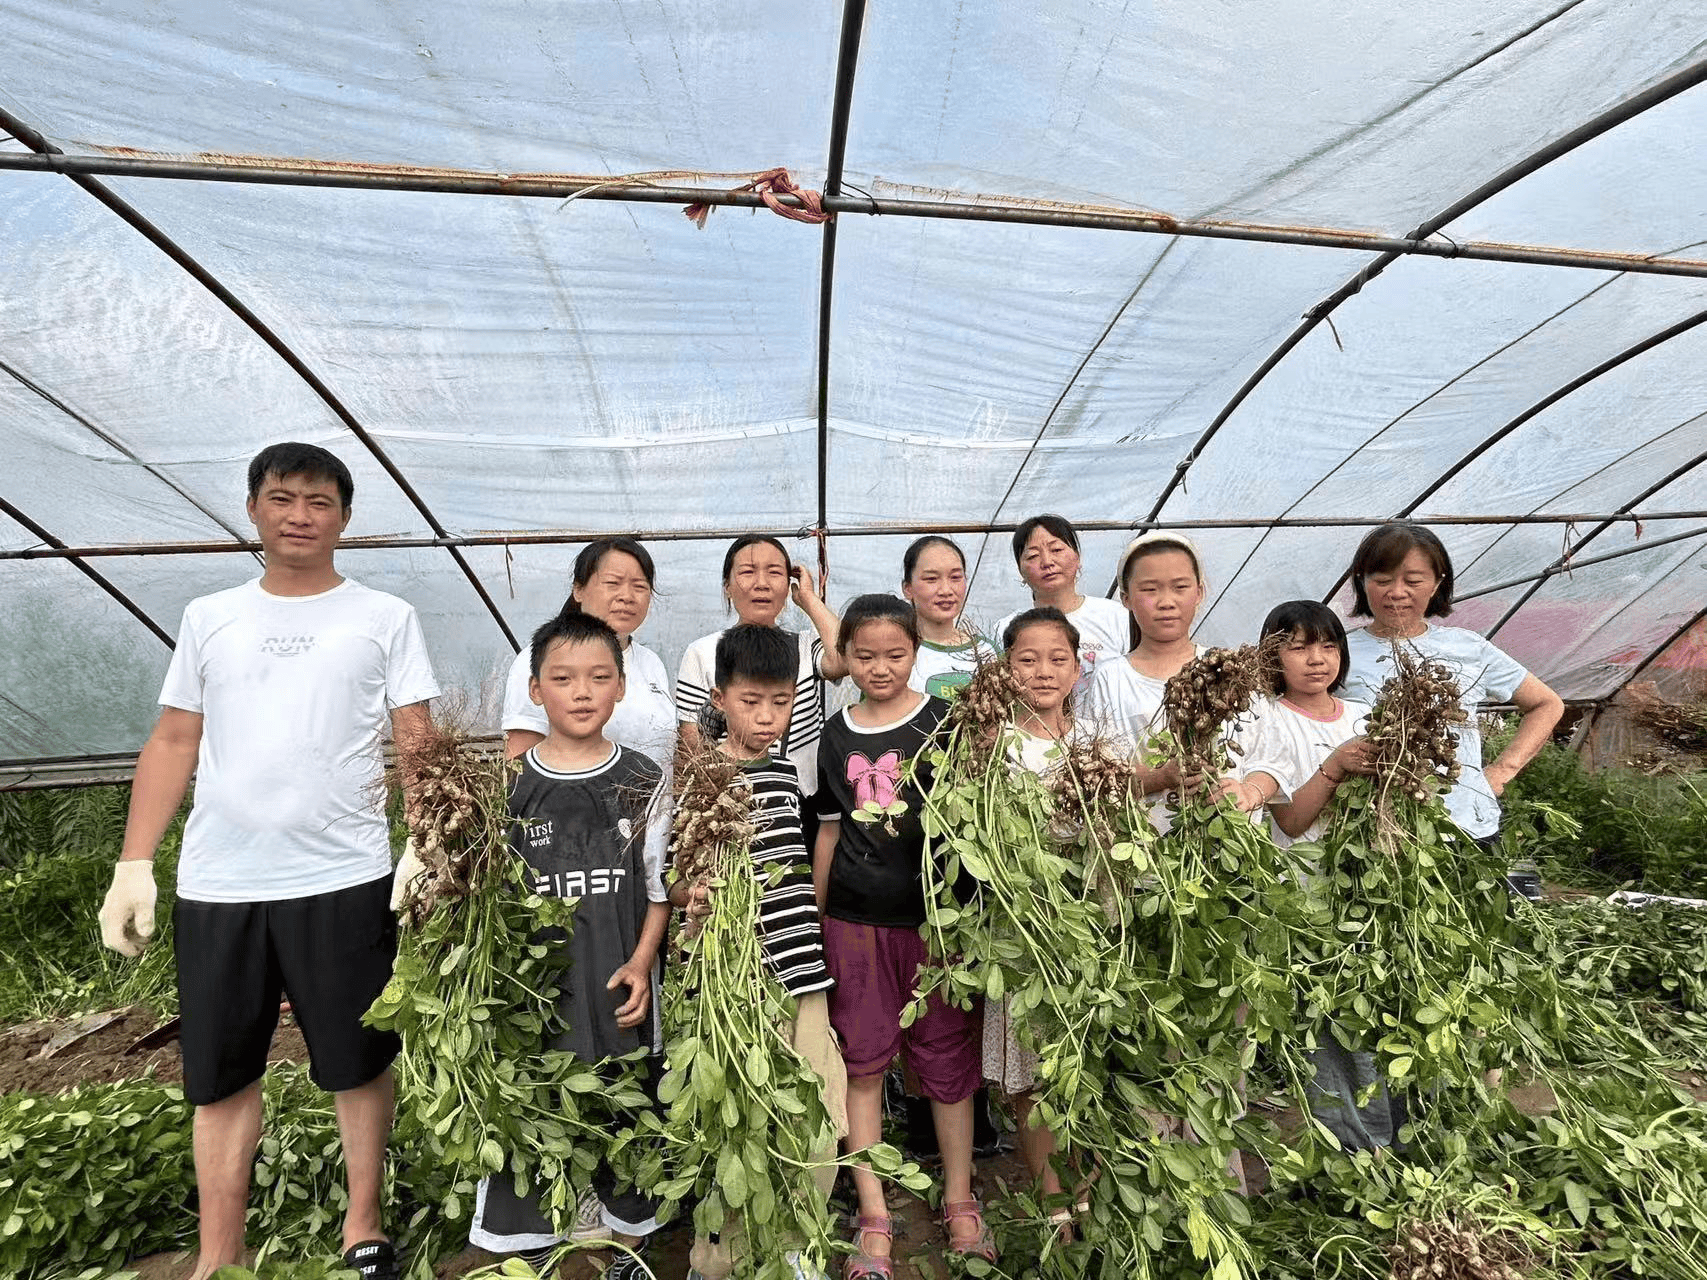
[672,623,844,1280]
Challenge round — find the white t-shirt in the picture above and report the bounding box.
[908,634,995,700]
[1081,646,1205,757]
[994,595,1130,695]
[501,637,675,776]
[1341,624,1527,840]
[675,628,828,797]
[160,577,441,903]
[1234,696,1370,847]
[1080,646,1261,836]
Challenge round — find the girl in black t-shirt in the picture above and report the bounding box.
[812,595,994,1274]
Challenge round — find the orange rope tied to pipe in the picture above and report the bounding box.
[683,168,832,229]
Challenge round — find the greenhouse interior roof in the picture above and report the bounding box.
[4,0,1707,776]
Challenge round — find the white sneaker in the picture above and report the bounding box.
[569,1188,613,1243]
[785,1251,830,1280]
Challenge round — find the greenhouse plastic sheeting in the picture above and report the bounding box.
[3,1,1707,761]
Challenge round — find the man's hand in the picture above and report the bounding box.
[390,837,427,912]
[607,960,654,1029]
[682,881,713,920]
[99,861,158,957]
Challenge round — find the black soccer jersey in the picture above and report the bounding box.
[508,744,669,1060]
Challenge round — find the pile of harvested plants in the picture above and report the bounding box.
[913,653,1289,1278]
[366,727,647,1235]
[645,742,921,1279]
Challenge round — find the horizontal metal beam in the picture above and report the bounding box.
[0,735,506,790]
[6,510,1707,560]
[1452,524,1707,603]
[5,151,1707,279]
[0,495,175,647]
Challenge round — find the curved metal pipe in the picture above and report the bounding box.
[1144,56,1707,525]
[0,108,520,652]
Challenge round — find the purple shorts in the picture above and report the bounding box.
[822,917,981,1104]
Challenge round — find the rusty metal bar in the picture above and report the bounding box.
[0,735,507,791]
[0,495,175,647]
[1481,439,1707,637]
[816,0,868,585]
[0,354,257,553]
[1612,603,1707,696]
[1317,305,1707,606]
[5,150,1707,279]
[0,105,521,653]
[1452,524,1707,603]
[1144,56,1707,525]
[9,509,1707,560]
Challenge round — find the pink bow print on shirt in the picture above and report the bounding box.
[847,750,903,810]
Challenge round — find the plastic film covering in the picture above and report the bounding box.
[4,1,1707,763]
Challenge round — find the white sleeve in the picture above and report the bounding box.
[158,603,206,712]
[1080,668,1136,755]
[1235,703,1306,802]
[642,771,671,903]
[675,636,712,726]
[1471,634,1529,704]
[384,605,442,709]
[500,649,549,735]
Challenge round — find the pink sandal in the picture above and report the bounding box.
[844,1214,895,1279]
[942,1199,998,1262]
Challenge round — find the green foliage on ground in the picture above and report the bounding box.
[1493,733,1707,897]
[3,765,1707,1278]
[0,789,181,1025]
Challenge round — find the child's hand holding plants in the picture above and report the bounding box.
[607,957,654,1030]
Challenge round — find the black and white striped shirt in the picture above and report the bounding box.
[738,755,833,997]
[675,628,828,796]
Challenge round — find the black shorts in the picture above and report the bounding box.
[174,874,401,1106]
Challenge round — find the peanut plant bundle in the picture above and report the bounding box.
[366,728,647,1237]
[913,654,1295,1279]
[647,744,924,1280]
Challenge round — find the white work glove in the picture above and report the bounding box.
[99,860,158,958]
[390,836,428,913]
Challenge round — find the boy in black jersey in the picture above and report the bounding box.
[469,613,670,1278]
[675,624,843,1280]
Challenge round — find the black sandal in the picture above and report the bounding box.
[343,1239,401,1280]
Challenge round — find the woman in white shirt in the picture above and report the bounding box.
[900,535,994,700]
[1082,532,1219,818]
[993,514,1129,695]
[674,535,845,812]
[1339,522,1563,854]
[501,538,675,772]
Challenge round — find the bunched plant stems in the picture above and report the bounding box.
[646,744,925,1280]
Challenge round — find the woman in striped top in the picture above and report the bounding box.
[675,535,846,848]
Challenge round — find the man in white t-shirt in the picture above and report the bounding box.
[98,443,439,1280]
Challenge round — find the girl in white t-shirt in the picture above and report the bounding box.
[983,607,1084,1212]
[1233,601,1376,847]
[993,514,1129,695]
[901,535,995,700]
[502,538,676,773]
[1235,601,1397,1152]
[1082,533,1217,812]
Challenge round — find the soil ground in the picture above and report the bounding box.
[121,1152,1036,1280]
[0,1005,308,1095]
